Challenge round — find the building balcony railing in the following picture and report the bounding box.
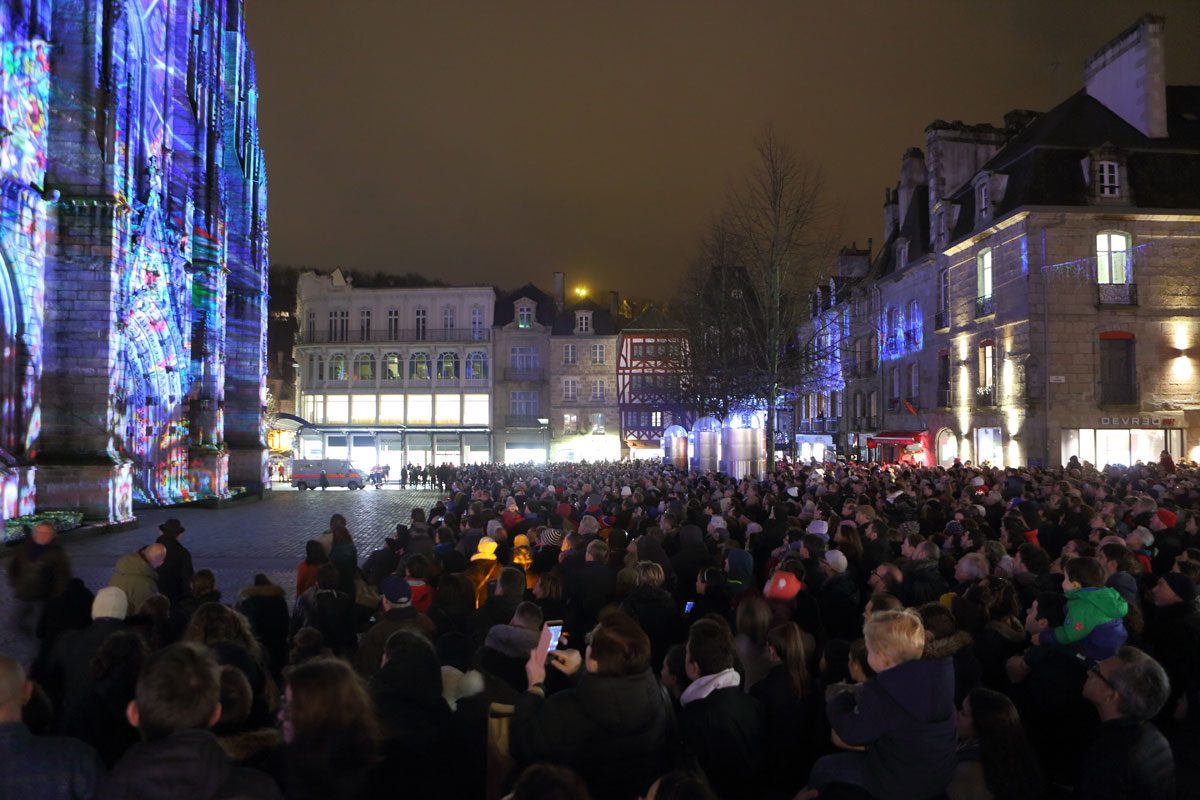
[297,327,491,345]
[1099,381,1139,406]
[503,367,545,382]
[798,419,812,433]
[1097,283,1138,307]
[934,309,949,330]
[505,415,546,428]
[976,385,996,407]
[974,295,994,319]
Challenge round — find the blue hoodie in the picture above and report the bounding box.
[826,656,957,800]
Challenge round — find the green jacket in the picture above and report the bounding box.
[1050,587,1128,645]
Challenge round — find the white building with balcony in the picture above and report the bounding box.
[292,269,495,471]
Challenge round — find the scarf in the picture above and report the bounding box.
[680,667,741,706]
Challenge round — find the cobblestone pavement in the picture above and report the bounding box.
[0,483,446,665]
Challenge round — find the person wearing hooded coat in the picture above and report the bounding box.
[367,631,454,798]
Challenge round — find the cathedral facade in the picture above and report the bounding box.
[0,0,268,526]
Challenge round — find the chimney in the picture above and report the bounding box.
[609,290,621,320]
[552,271,565,312]
[924,120,1008,208]
[883,187,899,237]
[1084,15,1167,138]
[897,148,927,229]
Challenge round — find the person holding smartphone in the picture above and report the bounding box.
[510,611,672,800]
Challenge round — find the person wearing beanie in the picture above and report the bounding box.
[42,587,129,719]
[1143,572,1200,721]
[355,576,432,679]
[806,519,830,542]
[818,550,861,641]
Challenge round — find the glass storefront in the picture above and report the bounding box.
[1061,428,1183,467]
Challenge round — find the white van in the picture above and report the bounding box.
[291,459,368,490]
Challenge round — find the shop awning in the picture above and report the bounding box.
[867,431,921,445]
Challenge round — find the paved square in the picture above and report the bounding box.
[1,484,446,664]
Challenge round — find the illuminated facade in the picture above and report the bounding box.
[617,306,692,459]
[548,297,621,462]
[800,15,1200,469]
[292,271,495,470]
[0,1,269,526]
[492,282,555,463]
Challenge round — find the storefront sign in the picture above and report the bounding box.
[1098,416,1176,427]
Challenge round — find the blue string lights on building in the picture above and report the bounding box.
[0,1,269,530]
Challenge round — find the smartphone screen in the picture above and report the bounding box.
[545,621,563,653]
[684,601,695,613]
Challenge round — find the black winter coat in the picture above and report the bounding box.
[511,669,671,800]
[620,586,681,671]
[1079,718,1175,800]
[98,729,282,800]
[155,534,194,604]
[679,685,765,800]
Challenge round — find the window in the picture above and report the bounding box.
[830,390,841,417]
[591,344,605,364]
[414,308,427,341]
[471,306,485,340]
[897,242,908,267]
[590,413,605,434]
[575,311,592,333]
[591,379,605,401]
[937,269,950,328]
[510,346,539,370]
[409,352,430,381]
[1096,232,1131,285]
[906,300,920,345]
[406,394,432,425]
[353,353,375,381]
[867,334,878,371]
[326,395,349,424]
[437,352,460,380]
[563,412,578,435]
[359,310,371,341]
[563,378,577,401]
[379,394,404,423]
[890,367,901,399]
[868,391,878,421]
[463,395,489,425]
[383,353,401,381]
[511,391,538,417]
[435,394,460,425]
[563,343,576,365]
[1099,332,1137,405]
[315,355,324,381]
[465,351,488,380]
[328,354,347,381]
[1098,161,1119,197]
[979,342,995,388]
[329,310,348,342]
[977,182,989,218]
[387,309,399,340]
[853,339,863,370]
[443,306,456,331]
[909,363,919,398]
[935,209,946,244]
[517,305,533,329]
[351,395,376,424]
[632,343,644,358]
[306,311,315,341]
[976,248,994,318]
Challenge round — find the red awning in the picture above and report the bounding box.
[870,431,920,444]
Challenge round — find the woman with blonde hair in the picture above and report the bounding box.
[277,657,381,799]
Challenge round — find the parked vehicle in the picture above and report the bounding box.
[291,459,367,490]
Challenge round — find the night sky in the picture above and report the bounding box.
[247,1,1200,301]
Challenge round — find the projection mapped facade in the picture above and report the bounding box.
[0,1,268,524]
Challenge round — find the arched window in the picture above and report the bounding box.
[437,352,460,380]
[353,353,375,381]
[328,354,347,381]
[409,352,430,381]
[465,351,488,380]
[383,353,401,381]
[1096,231,1131,284]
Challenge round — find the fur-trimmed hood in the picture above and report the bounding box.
[924,630,974,660]
[440,666,485,711]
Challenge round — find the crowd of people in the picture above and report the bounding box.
[3,455,1200,800]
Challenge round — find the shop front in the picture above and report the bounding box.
[1061,414,1184,467]
[866,431,930,466]
[795,433,834,463]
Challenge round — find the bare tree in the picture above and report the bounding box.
[675,131,838,470]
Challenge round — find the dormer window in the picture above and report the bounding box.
[977,182,990,219]
[897,242,908,268]
[575,311,592,333]
[935,209,946,246]
[517,303,534,329]
[1098,161,1120,197]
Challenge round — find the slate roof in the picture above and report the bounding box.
[550,298,621,335]
[493,283,558,326]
